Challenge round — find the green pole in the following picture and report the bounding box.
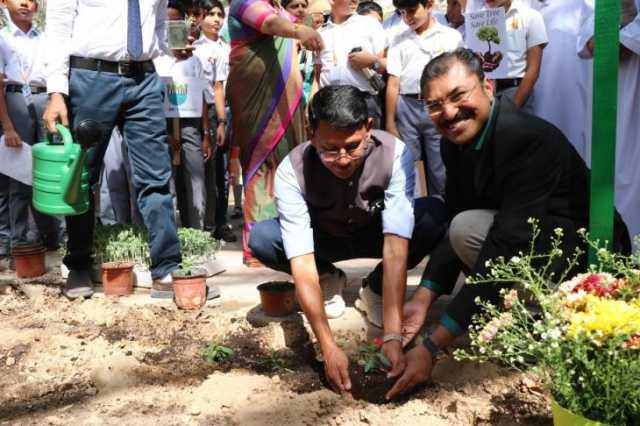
[588,0,620,263]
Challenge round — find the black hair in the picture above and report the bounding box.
[282,0,308,9]
[168,0,187,18]
[392,0,430,10]
[356,1,383,17]
[309,86,369,132]
[420,48,485,94]
[200,0,226,17]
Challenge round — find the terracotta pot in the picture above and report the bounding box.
[551,399,608,426]
[101,262,135,296]
[173,269,207,310]
[257,281,296,317]
[12,244,46,278]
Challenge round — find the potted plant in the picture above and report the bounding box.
[177,227,220,276]
[455,221,640,426]
[172,257,207,310]
[257,281,296,317]
[99,241,136,296]
[12,242,46,278]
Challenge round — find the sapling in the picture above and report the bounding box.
[358,342,391,374]
[202,342,234,363]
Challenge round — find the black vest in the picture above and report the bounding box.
[289,130,396,238]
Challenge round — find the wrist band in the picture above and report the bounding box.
[382,333,403,344]
[422,335,441,360]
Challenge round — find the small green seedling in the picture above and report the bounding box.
[256,350,288,371]
[358,343,391,374]
[202,342,234,363]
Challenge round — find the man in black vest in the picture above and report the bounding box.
[249,85,448,396]
[385,48,630,400]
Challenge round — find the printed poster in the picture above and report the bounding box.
[161,76,206,118]
[464,8,509,79]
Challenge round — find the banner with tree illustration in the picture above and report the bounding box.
[464,8,508,79]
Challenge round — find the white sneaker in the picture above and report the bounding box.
[319,268,347,319]
[354,284,383,328]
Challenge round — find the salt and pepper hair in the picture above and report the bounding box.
[420,48,486,95]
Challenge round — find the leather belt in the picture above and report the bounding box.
[70,56,155,75]
[5,84,47,94]
[402,93,424,101]
[495,78,523,91]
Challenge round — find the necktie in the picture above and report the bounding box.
[127,0,143,59]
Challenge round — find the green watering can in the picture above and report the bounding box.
[32,122,101,216]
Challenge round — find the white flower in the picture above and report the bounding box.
[553,227,564,237]
[510,256,521,264]
[485,260,491,268]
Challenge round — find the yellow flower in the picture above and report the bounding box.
[567,296,640,338]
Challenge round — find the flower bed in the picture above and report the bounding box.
[455,222,640,425]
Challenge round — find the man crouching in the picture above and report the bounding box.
[249,85,448,396]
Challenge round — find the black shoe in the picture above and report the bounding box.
[213,225,237,243]
[63,269,94,299]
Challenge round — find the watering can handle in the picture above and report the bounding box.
[57,124,86,205]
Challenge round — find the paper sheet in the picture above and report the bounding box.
[0,135,32,185]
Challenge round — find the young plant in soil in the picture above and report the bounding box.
[255,350,289,372]
[345,339,397,404]
[202,342,234,363]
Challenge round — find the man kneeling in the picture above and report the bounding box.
[249,85,448,395]
[385,48,631,400]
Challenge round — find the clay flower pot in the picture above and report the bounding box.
[101,262,135,296]
[172,268,207,310]
[551,400,608,426]
[12,243,46,278]
[257,281,296,317]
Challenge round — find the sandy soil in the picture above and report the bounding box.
[0,256,552,426]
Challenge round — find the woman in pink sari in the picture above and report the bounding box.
[227,0,322,265]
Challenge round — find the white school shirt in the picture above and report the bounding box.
[387,21,464,94]
[0,20,47,88]
[193,34,230,104]
[153,54,206,80]
[316,14,387,94]
[46,0,170,96]
[501,2,548,78]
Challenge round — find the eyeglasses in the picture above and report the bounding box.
[315,136,369,163]
[424,82,479,116]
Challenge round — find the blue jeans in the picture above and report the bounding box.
[63,67,180,279]
[249,196,448,295]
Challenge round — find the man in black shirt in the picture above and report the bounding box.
[385,48,630,400]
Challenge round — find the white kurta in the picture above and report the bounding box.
[531,0,591,160]
[579,5,640,243]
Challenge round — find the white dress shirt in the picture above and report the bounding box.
[46,0,169,95]
[316,14,387,94]
[0,20,47,87]
[387,21,464,94]
[193,34,230,104]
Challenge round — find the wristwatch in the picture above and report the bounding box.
[422,335,441,361]
[217,118,227,125]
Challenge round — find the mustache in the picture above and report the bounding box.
[442,109,474,128]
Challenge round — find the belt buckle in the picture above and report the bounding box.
[118,62,132,75]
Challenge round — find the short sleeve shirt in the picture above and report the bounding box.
[194,35,230,103]
[274,138,416,259]
[316,14,387,94]
[387,21,464,94]
[0,21,46,87]
[503,3,548,78]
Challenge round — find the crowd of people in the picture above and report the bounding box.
[0,0,638,400]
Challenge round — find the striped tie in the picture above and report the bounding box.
[127,0,143,59]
